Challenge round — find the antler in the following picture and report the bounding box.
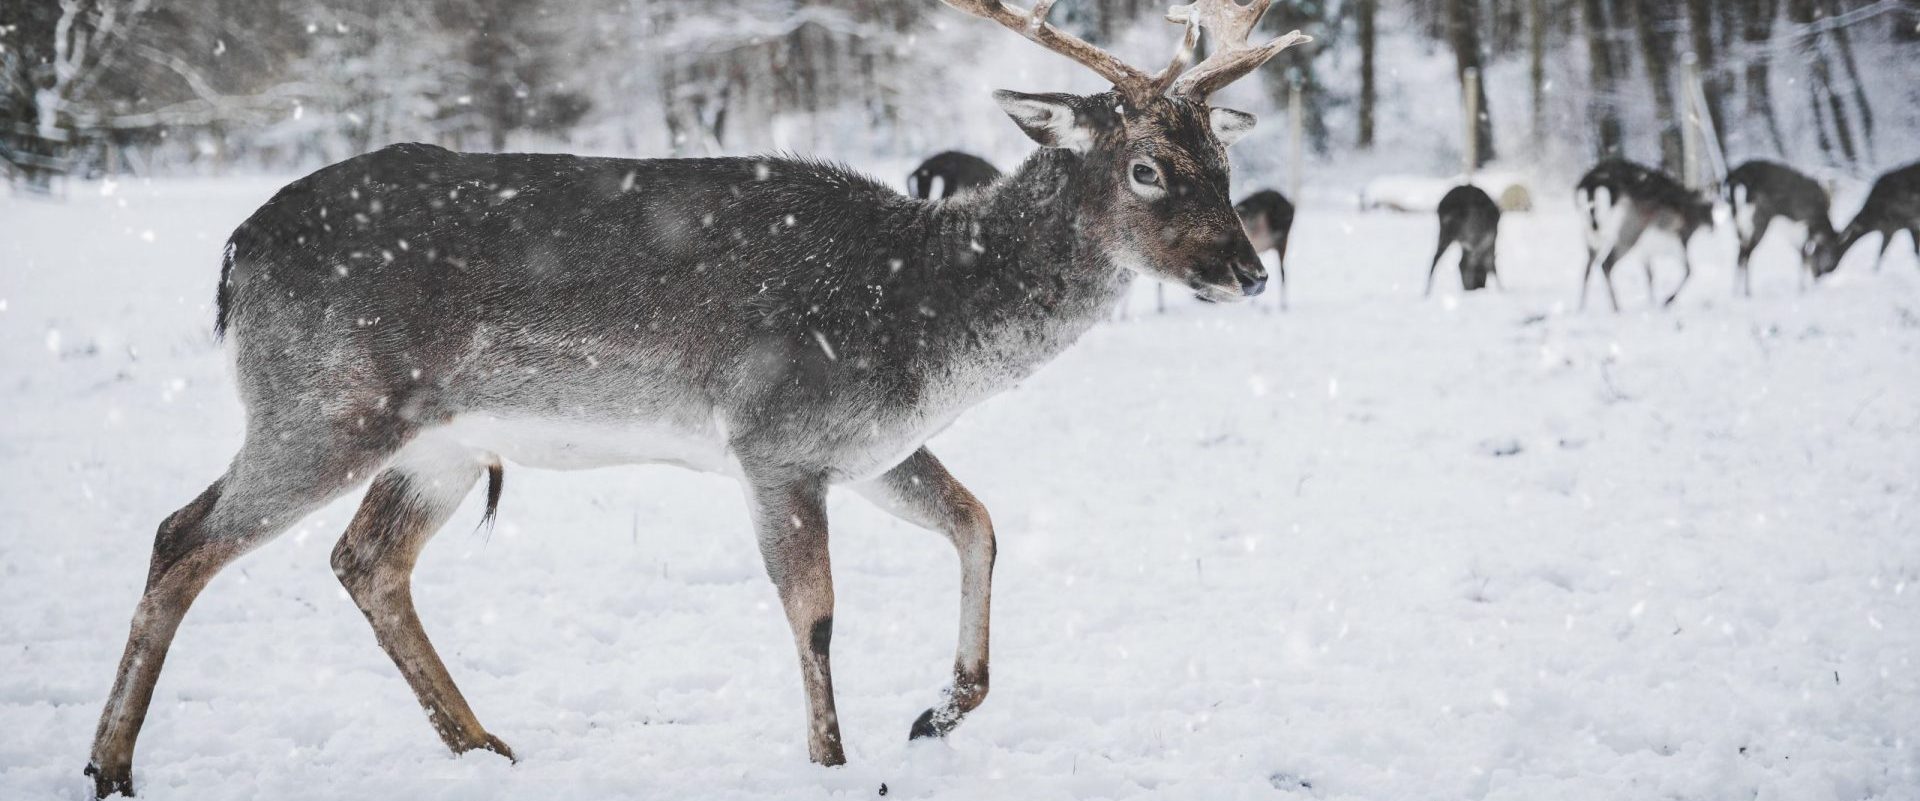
[1148,12,1201,95]
[940,0,1308,102]
[942,0,1156,98]
[1165,0,1311,99]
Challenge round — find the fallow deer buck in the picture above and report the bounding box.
[84,1,1308,796]
[908,150,1003,199]
[1575,159,1713,311]
[1726,160,1842,294]
[1838,160,1920,271]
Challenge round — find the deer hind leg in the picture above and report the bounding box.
[1274,231,1291,311]
[1736,215,1770,297]
[1425,234,1452,297]
[1485,236,1504,291]
[1597,248,1627,313]
[88,428,392,798]
[1665,238,1694,307]
[1274,253,1288,311]
[744,469,844,766]
[1601,219,1649,313]
[856,448,995,742]
[330,439,512,761]
[1579,246,1604,310]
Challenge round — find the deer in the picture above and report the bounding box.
[1234,188,1293,307]
[82,1,1309,796]
[1837,160,1920,272]
[1574,159,1713,311]
[908,150,1003,199]
[1725,160,1842,295]
[1424,184,1501,296]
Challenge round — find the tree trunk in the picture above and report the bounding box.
[1448,0,1496,165]
[1582,0,1624,158]
[1740,0,1787,155]
[1631,0,1682,170]
[1684,0,1727,154]
[1529,0,1545,154]
[1788,0,1855,164]
[1358,0,1376,149]
[1822,0,1875,164]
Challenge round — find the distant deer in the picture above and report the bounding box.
[908,150,1003,199]
[1235,189,1294,307]
[1725,160,1841,294]
[1425,184,1501,295]
[1838,160,1920,271]
[83,1,1308,796]
[1574,159,1713,311]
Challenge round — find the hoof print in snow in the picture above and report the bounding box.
[1479,438,1524,457]
[1267,771,1314,793]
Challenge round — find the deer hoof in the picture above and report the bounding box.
[910,706,966,741]
[909,708,942,740]
[84,761,134,798]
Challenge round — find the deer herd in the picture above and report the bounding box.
[917,145,1918,309]
[79,0,1917,797]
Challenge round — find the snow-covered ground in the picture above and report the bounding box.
[2,176,1917,801]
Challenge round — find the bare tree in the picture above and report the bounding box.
[1529,0,1546,152]
[38,0,154,137]
[1787,0,1854,163]
[1630,0,1682,169]
[1581,0,1624,157]
[1819,0,1877,164]
[1449,0,1496,165]
[1684,0,1727,154]
[1739,0,1788,155]
[1358,0,1376,149]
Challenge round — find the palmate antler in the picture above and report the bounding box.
[940,0,1310,102]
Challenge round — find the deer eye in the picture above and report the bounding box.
[1131,162,1161,187]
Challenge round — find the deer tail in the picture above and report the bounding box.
[479,461,504,532]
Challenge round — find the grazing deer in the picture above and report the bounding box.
[1574,159,1713,311]
[908,150,1003,199]
[1838,160,1920,271]
[1234,189,1294,307]
[1425,184,1501,296]
[1725,160,1841,294]
[83,1,1308,795]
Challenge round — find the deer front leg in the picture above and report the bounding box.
[1579,246,1605,310]
[855,448,995,742]
[744,471,845,766]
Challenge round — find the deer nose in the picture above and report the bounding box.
[1231,261,1267,296]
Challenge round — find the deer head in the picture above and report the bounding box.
[944,0,1310,301]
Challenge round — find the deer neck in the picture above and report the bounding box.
[951,148,1134,327]
[865,148,1133,411]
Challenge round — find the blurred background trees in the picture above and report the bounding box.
[1,0,1915,189]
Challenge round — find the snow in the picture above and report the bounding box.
[2,177,1918,800]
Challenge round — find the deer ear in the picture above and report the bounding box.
[994,90,1094,152]
[1210,108,1257,146]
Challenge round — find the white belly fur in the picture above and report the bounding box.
[409,413,733,474]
